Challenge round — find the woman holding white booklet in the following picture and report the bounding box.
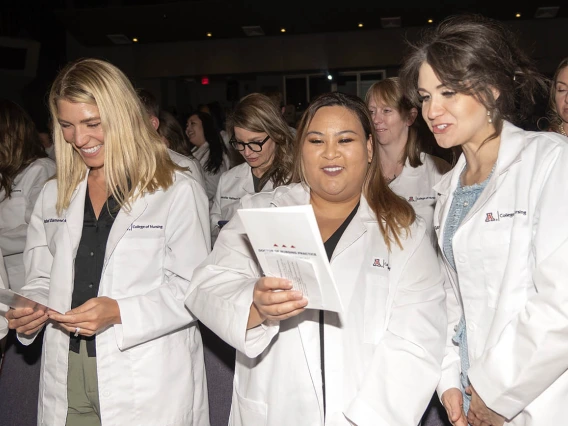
[186,92,446,425]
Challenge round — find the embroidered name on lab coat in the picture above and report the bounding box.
[127,224,164,231]
[221,196,240,201]
[44,218,66,223]
[407,195,435,202]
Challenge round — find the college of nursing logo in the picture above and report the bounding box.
[485,209,527,222]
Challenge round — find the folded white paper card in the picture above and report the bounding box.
[0,288,59,313]
[238,204,344,314]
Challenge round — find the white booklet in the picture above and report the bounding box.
[238,204,344,314]
[0,288,59,313]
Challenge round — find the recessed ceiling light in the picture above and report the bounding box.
[132,37,138,42]
[280,28,286,33]
[427,19,433,24]
[206,32,212,37]
[515,13,521,18]
[358,23,364,28]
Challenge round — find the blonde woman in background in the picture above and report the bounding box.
[547,57,568,137]
[366,78,450,238]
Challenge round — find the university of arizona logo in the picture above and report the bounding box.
[372,258,390,269]
[485,212,497,222]
[408,196,415,202]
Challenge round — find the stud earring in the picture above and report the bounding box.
[487,110,492,124]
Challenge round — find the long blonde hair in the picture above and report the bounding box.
[548,57,568,133]
[292,92,415,250]
[48,58,180,215]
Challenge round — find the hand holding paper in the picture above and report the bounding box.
[248,277,308,329]
[238,204,344,314]
[6,307,49,335]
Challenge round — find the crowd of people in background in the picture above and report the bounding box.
[1,12,568,426]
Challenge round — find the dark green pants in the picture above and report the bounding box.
[66,339,101,426]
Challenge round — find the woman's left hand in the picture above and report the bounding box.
[466,386,506,426]
[47,296,121,337]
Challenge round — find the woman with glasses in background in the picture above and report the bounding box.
[210,93,295,246]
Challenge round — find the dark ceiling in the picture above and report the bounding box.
[2,0,565,47]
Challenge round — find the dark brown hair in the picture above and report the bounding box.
[399,14,548,143]
[292,92,415,250]
[0,99,47,199]
[158,110,192,156]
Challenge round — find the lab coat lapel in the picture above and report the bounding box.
[270,184,324,415]
[103,194,148,269]
[296,310,325,420]
[240,166,255,196]
[330,195,368,263]
[459,122,524,227]
[65,174,89,257]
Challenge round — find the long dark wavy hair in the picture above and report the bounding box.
[399,14,548,144]
[189,110,227,174]
[0,99,47,199]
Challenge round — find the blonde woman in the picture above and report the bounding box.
[187,92,446,425]
[548,57,568,136]
[365,78,451,237]
[5,58,211,426]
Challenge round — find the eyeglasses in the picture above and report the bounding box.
[230,134,270,152]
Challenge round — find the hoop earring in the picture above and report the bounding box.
[487,110,493,124]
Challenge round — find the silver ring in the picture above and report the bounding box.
[74,327,80,337]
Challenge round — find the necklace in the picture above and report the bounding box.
[559,125,567,137]
[384,174,397,183]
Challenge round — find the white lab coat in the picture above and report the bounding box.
[191,143,230,208]
[19,170,211,426]
[168,148,207,190]
[434,121,568,424]
[0,157,56,292]
[0,246,9,340]
[209,162,274,246]
[389,153,451,239]
[186,183,446,426]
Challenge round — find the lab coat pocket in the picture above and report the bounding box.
[233,386,268,426]
[364,276,389,344]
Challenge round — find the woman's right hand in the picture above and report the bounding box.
[247,277,308,329]
[442,388,468,426]
[6,307,49,335]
